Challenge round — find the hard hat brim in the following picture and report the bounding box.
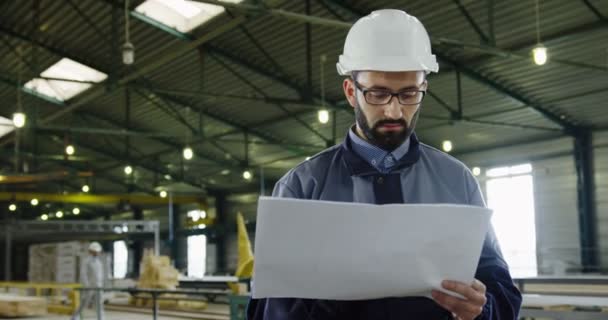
[337,55,439,76]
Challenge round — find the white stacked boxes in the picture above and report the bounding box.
[56,241,82,257]
[28,244,57,282]
[28,241,89,283]
[55,256,77,283]
[55,241,83,283]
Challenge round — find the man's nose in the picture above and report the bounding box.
[383,96,403,119]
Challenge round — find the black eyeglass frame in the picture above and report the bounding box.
[353,81,426,106]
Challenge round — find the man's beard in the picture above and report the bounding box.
[354,100,419,151]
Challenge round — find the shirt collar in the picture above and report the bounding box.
[348,127,410,171]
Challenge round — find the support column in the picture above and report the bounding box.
[215,193,227,273]
[170,203,187,272]
[132,206,144,277]
[574,129,598,272]
[4,223,11,281]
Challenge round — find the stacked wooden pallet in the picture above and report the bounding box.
[0,294,47,317]
[129,293,208,311]
[137,250,179,290]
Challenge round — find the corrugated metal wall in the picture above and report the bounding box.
[532,154,581,273]
[594,131,608,268]
[456,136,583,274]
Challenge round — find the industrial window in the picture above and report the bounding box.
[113,240,128,279]
[485,163,538,277]
[23,58,107,102]
[187,235,207,278]
[135,0,243,33]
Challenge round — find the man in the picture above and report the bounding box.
[71,242,105,320]
[247,9,521,319]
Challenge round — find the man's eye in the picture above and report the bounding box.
[368,91,390,98]
[399,91,417,98]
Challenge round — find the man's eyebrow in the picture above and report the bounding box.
[367,84,421,91]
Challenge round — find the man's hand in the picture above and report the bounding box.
[431,279,487,320]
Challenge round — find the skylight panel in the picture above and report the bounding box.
[0,116,14,138]
[23,58,107,102]
[135,0,243,33]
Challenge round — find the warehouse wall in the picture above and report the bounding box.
[594,131,608,269]
[454,136,583,274]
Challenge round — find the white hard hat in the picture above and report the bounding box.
[88,242,102,253]
[336,9,439,76]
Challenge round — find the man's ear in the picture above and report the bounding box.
[343,78,357,109]
[421,72,429,90]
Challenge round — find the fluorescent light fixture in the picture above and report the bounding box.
[122,42,135,65]
[13,113,26,128]
[472,167,481,176]
[318,109,329,124]
[24,58,107,101]
[124,165,133,175]
[442,140,453,152]
[533,45,548,66]
[135,0,243,33]
[183,146,193,160]
[243,170,252,180]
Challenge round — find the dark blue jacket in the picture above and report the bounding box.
[247,133,522,319]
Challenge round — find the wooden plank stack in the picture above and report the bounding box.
[0,294,47,317]
[137,249,179,290]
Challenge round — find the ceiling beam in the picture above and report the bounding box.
[437,53,578,132]
[581,0,607,21]
[452,0,490,44]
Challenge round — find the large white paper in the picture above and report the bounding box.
[252,197,492,300]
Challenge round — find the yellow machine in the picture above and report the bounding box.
[228,213,254,294]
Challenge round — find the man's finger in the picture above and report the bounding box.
[471,279,486,293]
[432,290,482,317]
[442,280,485,304]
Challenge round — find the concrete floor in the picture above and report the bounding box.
[28,310,190,319]
[24,303,230,320]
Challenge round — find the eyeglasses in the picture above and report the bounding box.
[353,81,426,106]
